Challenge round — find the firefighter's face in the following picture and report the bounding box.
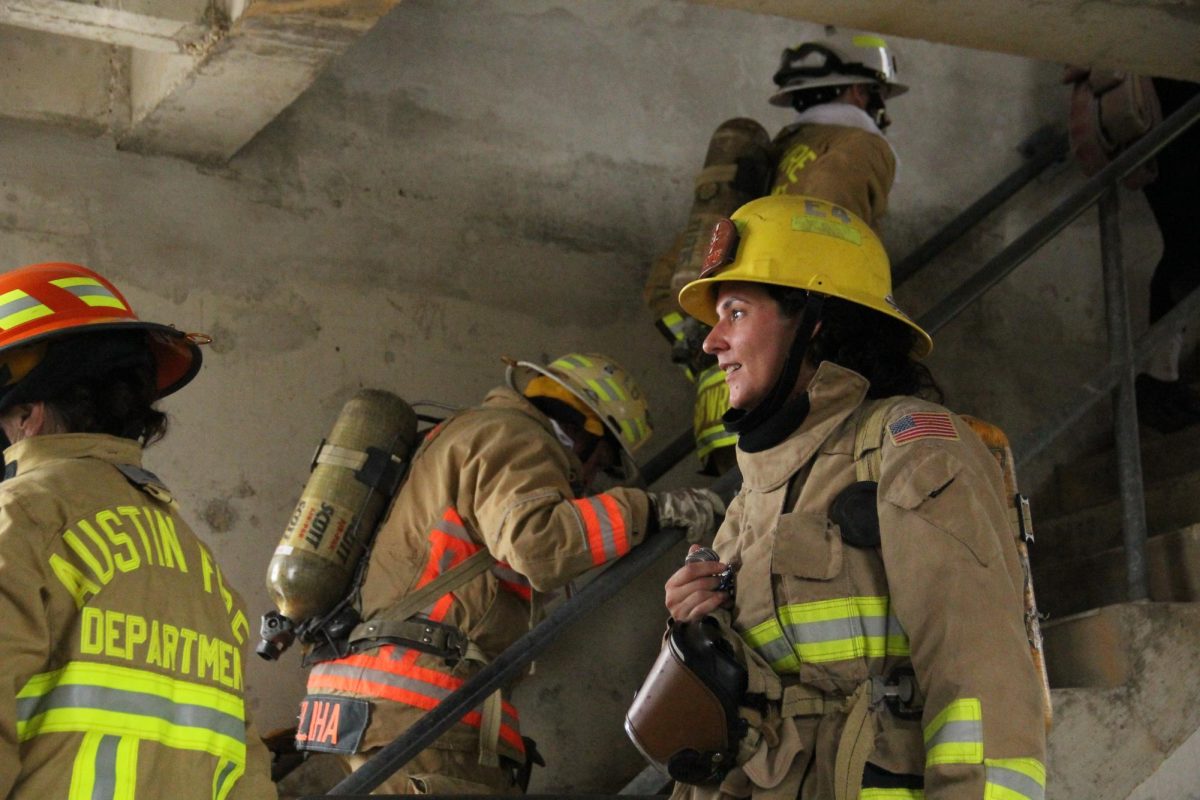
[703,282,803,410]
[576,435,616,490]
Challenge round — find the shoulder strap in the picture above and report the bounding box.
[350,549,495,644]
[113,463,177,507]
[851,397,906,483]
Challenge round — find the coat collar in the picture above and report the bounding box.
[737,362,869,492]
[3,433,143,480]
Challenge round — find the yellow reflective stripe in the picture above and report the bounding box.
[602,377,627,401]
[552,354,592,370]
[984,758,1045,800]
[777,596,911,663]
[743,617,801,673]
[861,789,924,800]
[0,289,53,330]
[115,735,138,800]
[924,698,983,766]
[18,662,246,764]
[661,311,686,340]
[852,35,888,49]
[19,662,244,719]
[213,757,245,800]
[50,277,126,310]
[697,364,727,392]
[69,731,103,800]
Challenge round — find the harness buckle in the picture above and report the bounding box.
[869,668,923,720]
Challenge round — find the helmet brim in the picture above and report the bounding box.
[769,77,909,107]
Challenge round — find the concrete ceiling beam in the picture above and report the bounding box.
[690,0,1200,82]
[0,0,215,54]
[117,0,401,163]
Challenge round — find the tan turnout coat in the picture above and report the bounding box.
[0,434,276,800]
[673,363,1046,800]
[305,387,651,777]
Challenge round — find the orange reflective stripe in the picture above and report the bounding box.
[597,494,629,556]
[571,495,629,566]
[492,562,533,601]
[571,498,607,566]
[307,646,524,754]
[415,508,482,622]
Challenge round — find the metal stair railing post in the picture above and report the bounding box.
[892,127,1069,287]
[324,468,743,796]
[1098,188,1150,601]
[920,91,1200,336]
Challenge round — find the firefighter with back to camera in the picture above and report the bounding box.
[645,31,907,476]
[0,262,277,799]
[638,196,1048,800]
[289,353,725,794]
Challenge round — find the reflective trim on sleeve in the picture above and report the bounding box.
[984,757,1045,800]
[924,698,984,766]
[308,645,525,755]
[50,277,127,310]
[571,494,629,566]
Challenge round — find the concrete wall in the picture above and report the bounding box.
[0,0,1169,792]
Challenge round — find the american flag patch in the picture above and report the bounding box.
[887,412,959,446]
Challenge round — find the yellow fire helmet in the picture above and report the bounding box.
[507,352,652,482]
[677,195,932,358]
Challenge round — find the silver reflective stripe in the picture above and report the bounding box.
[55,282,120,305]
[91,735,118,800]
[926,718,983,751]
[0,293,44,318]
[754,635,794,665]
[576,496,620,562]
[17,684,245,743]
[986,762,1044,800]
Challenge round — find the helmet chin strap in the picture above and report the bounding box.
[725,293,825,435]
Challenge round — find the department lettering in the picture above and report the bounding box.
[80,607,243,691]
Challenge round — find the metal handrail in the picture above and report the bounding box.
[893,127,1069,287]
[921,91,1200,335]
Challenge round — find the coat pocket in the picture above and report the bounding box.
[771,510,843,581]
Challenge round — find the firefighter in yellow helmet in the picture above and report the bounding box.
[660,196,1047,800]
[0,263,276,799]
[645,31,907,476]
[298,353,723,794]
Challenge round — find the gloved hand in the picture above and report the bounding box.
[650,487,726,543]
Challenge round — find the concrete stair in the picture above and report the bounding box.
[1035,422,1200,798]
[1043,603,1200,799]
[1031,421,1200,619]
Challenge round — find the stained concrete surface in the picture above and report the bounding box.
[0,0,1176,792]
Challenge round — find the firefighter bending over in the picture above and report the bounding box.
[296,353,724,794]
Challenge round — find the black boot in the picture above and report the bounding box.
[1136,374,1200,433]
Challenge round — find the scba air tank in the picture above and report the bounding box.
[257,389,418,660]
[671,117,772,297]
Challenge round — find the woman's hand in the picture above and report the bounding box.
[664,544,734,622]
